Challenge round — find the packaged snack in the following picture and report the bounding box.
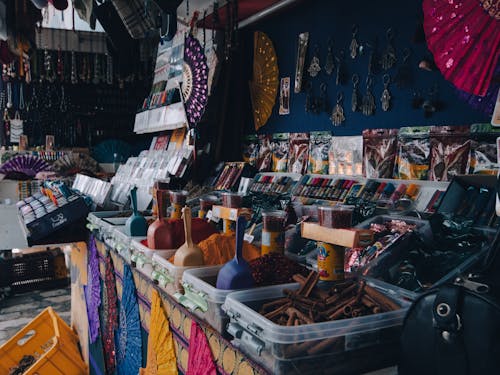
[395,126,431,180]
[256,134,273,172]
[328,136,363,175]
[288,132,310,174]
[469,123,500,175]
[429,126,471,181]
[308,131,332,174]
[242,135,260,167]
[362,129,398,178]
[271,133,290,172]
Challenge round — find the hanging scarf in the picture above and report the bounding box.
[116,264,142,375]
[140,289,178,375]
[85,236,101,344]
[101,253,118,375]
[186,321,216,375]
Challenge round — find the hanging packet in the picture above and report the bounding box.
[469,123,500,175]
[362,129,398,178]
[429,125,471,181]
[256,134,273,172]
[271,133,290,172]
[288,132,310,174]
[308,131,332,174]
[395,126,431,180]
[242,135,260,167]
[328,136,363,175]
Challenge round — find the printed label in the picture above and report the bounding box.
[261,230,285,255]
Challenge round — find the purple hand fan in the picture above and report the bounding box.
[0,155,51,180]
[182,35,209,128]
[115,264,142,375]
[101,253,118,375]
[85,236,101,344]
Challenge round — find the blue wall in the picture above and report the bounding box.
[245,0,490,135]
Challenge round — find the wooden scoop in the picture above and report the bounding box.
[173,206,204,267]
[147,188,175,249]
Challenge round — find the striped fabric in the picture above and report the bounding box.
[111,0,157,39]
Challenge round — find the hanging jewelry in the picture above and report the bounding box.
[202,10,207,51]
[57,48,64,81]
[381,74,391,111]
[6,82,12,109]
[308,45,321,78]
[44,50,55,83]
[331,92,345,126]
[335,50,346,85]
[367,38,379,75]
[324,38,334,75]
[318,83,329,113]
[19,83,25,111]
[395,48,412,88]
[106,54,113,85]
[0,89,5,111]
[381,28,396,70]
[60,86,67,112]
[349,25,359,59]
[305,81,313,113]
[9,62,16,78]
[71,51,78,84]
[362,76,375,116]
[93,54,100,85]
[351,74,360,112]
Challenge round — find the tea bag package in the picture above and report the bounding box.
[469,123,500,175]
[288,132,310,174]
[242,135,260,167]
[329,136,363,175]
[395,126,431,180]
[429,126,471,181]
[257,134,273,172]
[308,131,332,174]
[362,129,398,178]
[272,133,290,172]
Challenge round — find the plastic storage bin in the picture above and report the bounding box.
[130,238,176,269]
[222,279,410,375]
[0,307,87,375]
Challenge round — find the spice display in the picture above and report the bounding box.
[362,129,398,178]
[395,126,431,180]
[469,123,500,175]
[250,253,309,286]
[169,190,188,219]
[328,136,363,175]
[317,242,345,281]
[221,192,243,208]
[257,134,273,172]
[288,133,310,174]
[429,126,471,181]
[346,219,417,272]
[259,272,400,326]
[169,233,261,266]
[318,205,354,228]
[294,176,359,201]
[272,133,290,172]
[242,135,260,167]
[308,131,332,174]
[261,210,287,254]
[9,355,36,375]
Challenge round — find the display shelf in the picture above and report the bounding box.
[133,103,187,134]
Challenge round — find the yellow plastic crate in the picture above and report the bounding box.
[0,307,87,375]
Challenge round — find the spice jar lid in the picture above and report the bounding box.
[262,210,287,219]
[200,195,219,203]
[169,189,189,196]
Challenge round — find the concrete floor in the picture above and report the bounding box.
[0,287,71,346]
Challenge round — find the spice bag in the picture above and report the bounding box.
[288,132,310,174]
[256,134,273,172]
[272,133,289,172]
[469,123,500,175]
[362,129,399,178]
[328,136,363,175]
[429,125,471,181]
[242,135,259,167]
[308,131,332,174]
[395,126,431,180]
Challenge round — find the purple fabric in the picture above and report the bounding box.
[85,236,101,344]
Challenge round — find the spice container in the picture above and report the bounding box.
[261,211,287,255]
[169,190,188,219]
[317,242,344,281]
[199,195,218,219]
[223,278,410,375]
[221,192,244,208]
[152,179,170,218]
[318,205,354,229]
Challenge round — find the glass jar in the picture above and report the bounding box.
[199,195,218,219]
[261,210,287,255]
[221,192,243,208]
[318,205,354,229]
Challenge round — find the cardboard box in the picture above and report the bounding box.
[301,222,374,247]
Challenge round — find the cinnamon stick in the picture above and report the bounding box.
[364,285,400,311]
[287,307,314,324]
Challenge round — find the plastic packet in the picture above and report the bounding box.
[395,126,431,180]
[328,136,363,175]
[429,126,471,181]
[362,129,398,178]
[288,132,310,174]
[256,134,273,172]
[308,131,332,174]
[242,135,260,167]
[469,123,500,175]
[271,133,290,172]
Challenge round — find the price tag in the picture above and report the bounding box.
[244,233,255,243]
[229,209,238,221]
[206,210,220,223]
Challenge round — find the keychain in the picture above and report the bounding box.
[335,50,346,85]
[305,81,314,113]
[318,83,329,113]
[362,76,375,116]
[350,25,359,59]
[331,92,345,126]
[308,45,321,78]
[381,74,391,111]
[381,28,396,70]
[351,74,360,112]
[324,38,334,75]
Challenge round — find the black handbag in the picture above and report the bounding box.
[399,225,500,375]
